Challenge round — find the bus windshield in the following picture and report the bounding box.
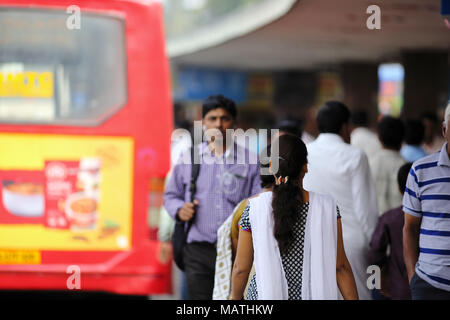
[0,8,127,126]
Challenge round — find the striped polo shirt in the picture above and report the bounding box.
[403,142,450,291]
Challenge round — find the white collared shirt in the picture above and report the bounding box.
[351,127,382,160]
[304,133,379,248]
[369,148,406,215]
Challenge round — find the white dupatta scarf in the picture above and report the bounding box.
[248,191,339,300]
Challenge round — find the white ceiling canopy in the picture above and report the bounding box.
[167,0,298,58]
[168,0,450,70]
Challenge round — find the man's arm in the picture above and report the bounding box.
[403,213,422,283]
[163,164,187,221]
[351,151,379,244]
[401,165,422,282]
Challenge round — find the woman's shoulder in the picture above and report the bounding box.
[309,191,337,206]
[249,190,272,203]
[238,204,252,232]
[247,192,273,222]
[233,198,249,215]
[309,191,341,219]
[308,191,332,200]
[308,192,341,222]
[249,190,272,199]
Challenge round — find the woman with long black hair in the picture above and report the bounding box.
[231,134,358,300]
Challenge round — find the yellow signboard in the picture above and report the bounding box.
[0,71,54,98]
[0,133,134,251]
[0,250,41,265]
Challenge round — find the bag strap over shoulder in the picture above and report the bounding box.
[190,145,201,202]
[187,145,201,232]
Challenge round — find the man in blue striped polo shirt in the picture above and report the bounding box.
[403,102,450,299]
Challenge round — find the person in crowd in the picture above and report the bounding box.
[230,145,274,258]
[403,102,450,300]
[303,101,378,300]
[301,108,317,144]
[273,117,316,145]
[421,111,445,155]
[350,110,382,160]
[163,94,261,300]
[213,145,274,300]
[369,116,406,215]
[271,118,306,146]
[400,119,428,162]
[275,118,303,138]
[368,162,413,300]
[231,134,358,300]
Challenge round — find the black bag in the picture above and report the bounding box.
[172,146,200,271]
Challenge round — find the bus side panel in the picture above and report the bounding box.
[0,0,173,295]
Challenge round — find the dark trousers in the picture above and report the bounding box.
[410,272,450,300]
[183,242,217,300]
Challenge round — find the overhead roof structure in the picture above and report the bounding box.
[167,0,450,70]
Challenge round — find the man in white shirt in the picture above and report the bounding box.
[369,116,406,216]
[303,101,379,300]
[350,110,382,160]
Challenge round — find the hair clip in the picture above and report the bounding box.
[275,176,289,185]
[275,176,282,185]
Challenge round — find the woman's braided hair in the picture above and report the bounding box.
[270,134,308,254]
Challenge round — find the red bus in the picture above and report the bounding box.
[0,0,173,296]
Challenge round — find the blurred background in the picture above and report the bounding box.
[165,0,449,137]
[0,0,448,299]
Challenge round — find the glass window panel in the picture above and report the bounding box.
[0,8,127,126]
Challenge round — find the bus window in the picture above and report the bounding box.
[0,8,127,126]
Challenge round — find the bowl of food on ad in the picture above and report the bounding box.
[65,192,98,231]
[2,180,44,217]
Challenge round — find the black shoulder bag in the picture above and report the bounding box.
[172,146,200,271]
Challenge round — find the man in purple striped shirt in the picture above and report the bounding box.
[164,95,261,299]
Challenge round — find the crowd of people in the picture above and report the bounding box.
[162,94,450,300]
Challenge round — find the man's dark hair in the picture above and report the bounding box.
[316,101,351,134]
[275,118,303,138]
[404,119,425,145]
[397,162,413,194]
[377,116,405,150]
[351,110,369,127]
[202,94,237,119]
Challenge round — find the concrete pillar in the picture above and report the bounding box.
[401,51,449,119]
[340,62,379,128]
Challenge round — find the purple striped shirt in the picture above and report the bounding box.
[163,141,262,243]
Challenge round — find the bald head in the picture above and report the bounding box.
[443,102,450,154]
